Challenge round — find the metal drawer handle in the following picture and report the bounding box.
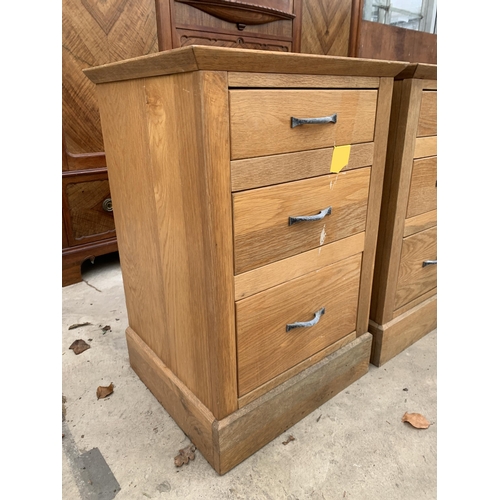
[102,198,113,212]
[291,113,337,128]
[289,206,331,226]
[422,260,437,267]
[286,308,325,332]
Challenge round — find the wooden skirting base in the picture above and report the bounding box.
[369,295,437,367]
[126,327,372,475]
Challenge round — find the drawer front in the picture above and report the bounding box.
[395,226,437,310]
[231,143,374,192]
[413,136,437,159]
[233,168,371,274]
[176,29,292,52]
[406,156,437,219]
[236,253,362,396]
[174,0,294,39]
[229,89,378,159]
[66,180,115,240]
[417,90,437,137]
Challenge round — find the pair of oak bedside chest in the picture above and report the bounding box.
[84,46,437,474]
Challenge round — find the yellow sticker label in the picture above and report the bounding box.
[330,145,351,173]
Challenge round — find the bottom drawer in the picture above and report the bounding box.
[236,253,362,396]
[395,225,437,310]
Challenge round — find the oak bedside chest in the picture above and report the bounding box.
[84,46,407,474]
[369,63,437,367]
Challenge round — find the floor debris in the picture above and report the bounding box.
[282,435,296,445]
[69,339,91,355]
[96,383,114,400]
[62,395,67,421]
[402,412,430,429]
[174,444,196,467]
[68,322,91,330]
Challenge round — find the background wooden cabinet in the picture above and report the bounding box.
[62,0,159,286]
[155,0,303,51]
[300,0,353,56]
[349,1,437,63]
[369,63,437,366]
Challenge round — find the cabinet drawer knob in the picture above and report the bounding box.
[289,206,331,226]
[102,198,113,212]
[286,307,325,332]
[422,260,437,267]
[291,113,337,128]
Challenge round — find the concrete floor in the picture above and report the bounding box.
[62,253,437,500]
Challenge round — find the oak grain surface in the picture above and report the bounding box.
[403,209,437,237]
[87,48,408,474]
[370,78,424,324]
[406,156,437,218]
[395,226,437,309]
[237,332,357,407]
[234,232,365,300]
[233,168,370,274]
[417,91,437,137]
[393,287,436,318]
[84,45,408,84]
[369,295,436,366]
[236,254,362,395]
[414,136,437,158]
[96,78,172,370]
[97,71,238,419]
[230,143,374,191]
[354,77,393,334]
[227,73,380,88]
[229,89,377,159]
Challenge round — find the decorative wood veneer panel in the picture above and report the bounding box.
[300,0,352,56]
[62,0,158,155]
[177,30,291,51]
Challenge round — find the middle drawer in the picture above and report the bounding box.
[233,168,371,274]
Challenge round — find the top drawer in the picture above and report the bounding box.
[229,89,378,159]
[417,91,437,137]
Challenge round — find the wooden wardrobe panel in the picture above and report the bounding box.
[62,0,159,156]
[355,20,436,64]
[300,0,352,56]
